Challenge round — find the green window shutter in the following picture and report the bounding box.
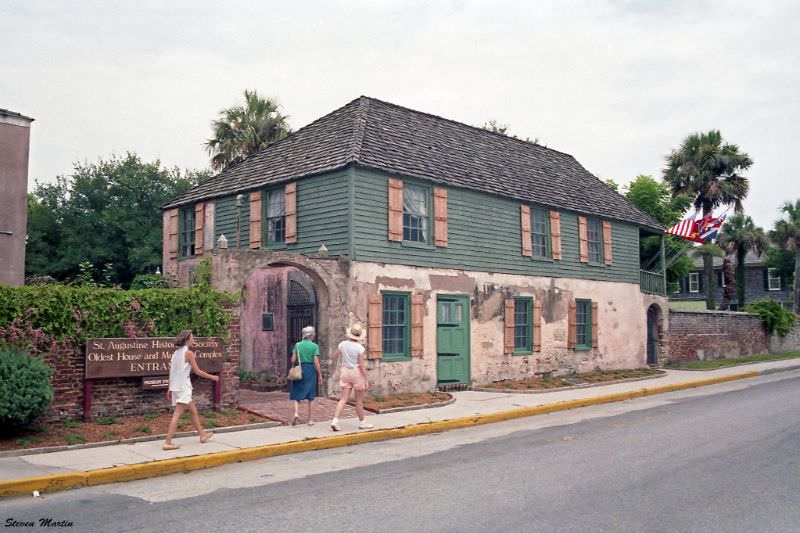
[381,292,411,360]
[513,297,532,354]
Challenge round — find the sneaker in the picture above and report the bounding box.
[358,421,374,430]
[330,422,341,432]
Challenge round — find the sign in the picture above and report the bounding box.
[262,313,274,331]
[85,337,225,379]
[142,377,170,389]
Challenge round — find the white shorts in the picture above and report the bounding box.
[171,388,193,406]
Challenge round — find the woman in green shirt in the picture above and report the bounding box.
[289,326,322,425]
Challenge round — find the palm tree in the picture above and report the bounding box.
[664,130,752,310]
[718,214,769,309]
[205,90,291,171]
[770,199,800,312]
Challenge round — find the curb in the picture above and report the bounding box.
[0,370,762,498]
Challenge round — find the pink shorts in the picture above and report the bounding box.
[340,367,366,391]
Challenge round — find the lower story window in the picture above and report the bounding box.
[688,272,699,293]
[576,299,592,350]
[514,297,532,353]
[382,292,410,359]
[768,268,782,291]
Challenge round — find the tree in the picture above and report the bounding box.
[624,175,693,287]
[718,214,769,309]
[481,120,539,144]
[663,130,752,309]
[26,153,209,286]
[205,90,291,171]
[770,199,800,312]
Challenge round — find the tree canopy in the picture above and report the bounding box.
[718,214,769,308]
[26,153,210,286]
[770,199,800,312]
[205,90,291,171]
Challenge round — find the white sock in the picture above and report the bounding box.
[331,418,338,425]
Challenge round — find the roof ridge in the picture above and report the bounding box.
[348,97,370,162]
[358,95,578,159]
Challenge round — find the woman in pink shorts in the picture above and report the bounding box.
[330,324,373,431]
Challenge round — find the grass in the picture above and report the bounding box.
[95,416,120,425]
[204,420,222,429]
[100,432,117,441]
[143,413,159,422]
[133,425,152,434]
[62,420,79,429]
[15,436,42,448]
[64,434,86,445]
[667,351,800,370]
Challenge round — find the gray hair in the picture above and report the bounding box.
[301,326,315,339]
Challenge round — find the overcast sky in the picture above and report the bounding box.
[2,0,798,228]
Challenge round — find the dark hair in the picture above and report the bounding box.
[175,330,193,347]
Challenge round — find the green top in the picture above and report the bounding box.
[293,339,320,363]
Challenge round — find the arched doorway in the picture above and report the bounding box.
[646,304,661,366]
[286,275,317,371]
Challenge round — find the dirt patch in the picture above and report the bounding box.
[480,369,663,391]
[2,409,268,451]
[349,392,452,412]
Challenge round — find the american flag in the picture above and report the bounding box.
[666,213,701,242]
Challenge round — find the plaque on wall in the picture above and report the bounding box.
[262,313,274,331]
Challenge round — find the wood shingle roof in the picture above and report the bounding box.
[165,96,662,230]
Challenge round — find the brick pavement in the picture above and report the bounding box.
[240,389,359,425]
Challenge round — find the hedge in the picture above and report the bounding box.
[0,285,237,345]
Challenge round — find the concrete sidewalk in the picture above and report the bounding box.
[2,359,799,497]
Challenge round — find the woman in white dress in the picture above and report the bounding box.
[163,330,220,450]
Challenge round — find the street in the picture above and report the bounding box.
[3,370,800,532]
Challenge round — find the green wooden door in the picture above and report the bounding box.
[436,295,470,385]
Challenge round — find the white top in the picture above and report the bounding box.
[338,340,365,368]
[169,345,192,392]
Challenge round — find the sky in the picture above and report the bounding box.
[2,0,798,229]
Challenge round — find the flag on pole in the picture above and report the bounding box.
[666,212,701,242]
[699,213,726,242]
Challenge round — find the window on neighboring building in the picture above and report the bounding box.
[531,208,550,258]
[688,272,700,293]
[403,185,428,242]
[720,270,726,288]
[587,218,602,264]
[576,299,592,350]
[179,206,195,257]
[768,268,782,291]
[382,292,410,360]
[514,297,532,354]
[265,189,286,244]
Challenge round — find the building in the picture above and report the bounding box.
[163,97,668,394]
[0,108,34,286]
[670,251,793,310]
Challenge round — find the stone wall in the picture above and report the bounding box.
[769,322,800,354]
[44,314,240,422]
[668,310,770,362]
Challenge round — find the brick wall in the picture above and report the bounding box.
[668,310,769,362]
[44,312,241,422]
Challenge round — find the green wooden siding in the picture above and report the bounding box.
[212,169,350,255]
[214,195,249,249]
[352,167,641,283]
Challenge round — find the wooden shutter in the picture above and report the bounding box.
[167,208,179,260]
[520,205,532,257]
[433,188,448,247]
[568,300,577,349]
[388,178,403,241]
[591,302,599,349]
[194,202,205,255]
[578,216,589,263]
[368,293,383,359]
[603,221,613,266]
[249,192,262,249]
[533,300,542,352]
[285,182,297,244]
[550,211,562,260]
[411,294,424,356]
[504,299,515,354]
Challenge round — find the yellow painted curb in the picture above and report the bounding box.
[0,370,762,498]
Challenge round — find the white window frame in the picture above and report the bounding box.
[720,270,726,288]
[688,272,700,293]
[768,268,782,291]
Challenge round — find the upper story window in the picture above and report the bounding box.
[688,272,700,293]
[531,208,550,258]
[587,218,602,264]
[179,206,195,257]
[266,189,286,244]
[767,268,782,291]
[403,185,428,242]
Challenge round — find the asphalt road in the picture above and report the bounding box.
[3,371,800,532]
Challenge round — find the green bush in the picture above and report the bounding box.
[0,349,53,432]
[0,285,237,342]
[745,299,797,337]
[130,273,175,290]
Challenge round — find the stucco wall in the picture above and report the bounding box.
[347,261,668,394]
[240,266,292,374]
